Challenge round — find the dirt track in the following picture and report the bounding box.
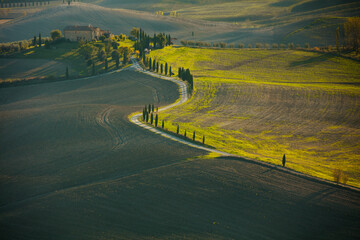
[0,69,360,239]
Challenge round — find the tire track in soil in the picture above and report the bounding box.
[96,106,127,150]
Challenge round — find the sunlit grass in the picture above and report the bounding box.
[149,46,360,187]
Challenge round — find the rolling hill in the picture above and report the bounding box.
[1,67,359,239]
[1,0,360,46]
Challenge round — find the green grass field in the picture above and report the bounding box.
[149,46,360,187]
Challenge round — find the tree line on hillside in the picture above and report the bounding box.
[0,30,63,55]
[180,17,360,54]
[141,55,194,94]
[142,104,205,145]
[131,27,172,59]
[0,0,82,8]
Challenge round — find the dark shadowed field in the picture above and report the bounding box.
[0,70,359,239]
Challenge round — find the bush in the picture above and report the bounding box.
[264,43,270,49]
[229,43,234,48]
[87,59,93,66]
[272,43,279,49]
[333,169,342,184]
[238,43,244,48]
[255,43,263,48]
[280,43,286,49]
[220,42,227,48]
[305,43,310,49]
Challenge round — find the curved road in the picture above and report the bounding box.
[129,57,360,192]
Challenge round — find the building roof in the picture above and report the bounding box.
[64,25,98,31]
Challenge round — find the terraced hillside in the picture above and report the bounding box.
[1,68,360,239]
[149,46,360,187]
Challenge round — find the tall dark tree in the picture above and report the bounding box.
[336,26,341,53]
[156,62,159,72]
[33,35,37,47]
[169,66,172,76]
[202,135,205,144]
[177,125,179,134]
[149,57,152,70]
[66,66,69,79]
[153,59,156,71]
[148,104,151,113]
[150,113,154,124]
[152,104,154,112]
[161,63,163,74]
[142,108,145,120]
[165,62,168,75]
[146,111,149,122]
[162,120,164,129]
[153,33,157,48]
[193,131,196,141]
[92,62,95,75]
[184,130,187,137]
[282,154,286,167]
[38,33,42,47]
[155,114,158,127]
[178,67,181,78]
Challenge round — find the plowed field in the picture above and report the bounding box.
[0,69,359,239]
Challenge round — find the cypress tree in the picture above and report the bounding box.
[149,57,152,70]
[282,154,286,167]
[115,57,119,69]
[33,35,37,47]
[162,120,164,129]
[153,33,157,48]
[178,67,181,78]
[38,33,42,47]
[165,62,168,75]
[153,60,156,71]
[184,130,187,137]
[193,131,196,141]
[146,111,149,122]
[161,63,163,74]
[92,62,95,75]
[169,66,172,76]
[203,136,205,144]
[152,104,154,112]
[142,108,145,120]
[150,113,154,124]
[155,114,158,127]
[177,125,179,134]
[148,104,151,113]
[156,62,159,72]
[181,67,185,80]
[66,66,69,79]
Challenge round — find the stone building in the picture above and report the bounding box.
[64,25,112,41]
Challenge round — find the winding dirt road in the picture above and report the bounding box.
[0,60,359,240]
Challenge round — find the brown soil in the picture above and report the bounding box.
[0,70,359,239]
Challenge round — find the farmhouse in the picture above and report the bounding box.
[64,25,112,41]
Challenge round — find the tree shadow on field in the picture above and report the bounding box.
[289,52,336,68]
[301,187,337,204]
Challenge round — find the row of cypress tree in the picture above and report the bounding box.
[145,57,173,76]
[142,104,205,144]
[178,67,194,94]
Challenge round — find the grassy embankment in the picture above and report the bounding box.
[0,38,134,84]
[149,46,360,187]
